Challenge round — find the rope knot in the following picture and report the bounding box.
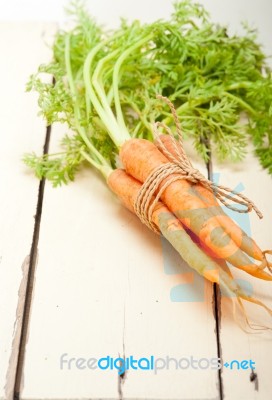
[186,167,204,183]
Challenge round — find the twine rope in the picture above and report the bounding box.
[134,95,263,234]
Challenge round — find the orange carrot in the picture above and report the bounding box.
[155,134,264,261]
[120,138,272,280]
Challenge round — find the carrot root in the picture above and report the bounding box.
[215,262,272,331]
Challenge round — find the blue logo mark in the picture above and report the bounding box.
[223,359,256,370]
[161,173,254,302]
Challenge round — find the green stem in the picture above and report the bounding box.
[163,98,203,125]
[126,101,153,133]
[80,150,113,180]
[83,31,123,119]
[83,44,117,131]
[65,34,110,168]
[163,87,258,125]
[92,48,129,141]
[83,44,130,147]
[224,82,252,91]
[83,42,105,119]
[164,113,242,136]
[112,34,153,132]
[223,91,257,115]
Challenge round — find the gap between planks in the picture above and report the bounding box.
[10,124,52,400]
[206,140,224,400]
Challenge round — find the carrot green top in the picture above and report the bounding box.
[24,0,272,185]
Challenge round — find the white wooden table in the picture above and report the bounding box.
[1,2,272,399]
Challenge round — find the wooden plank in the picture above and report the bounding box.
[0,23,56,400]
[120,144,219,400]
[20,126,219,399]
[211,150,272,400]
[20,163,127,399]
[202,2,272,399]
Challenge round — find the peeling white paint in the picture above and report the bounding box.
[5,256,30,400]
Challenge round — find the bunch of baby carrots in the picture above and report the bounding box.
[107,114,272,326]
[24,0,272,327]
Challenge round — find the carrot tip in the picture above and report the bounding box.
[239,294,272,331]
